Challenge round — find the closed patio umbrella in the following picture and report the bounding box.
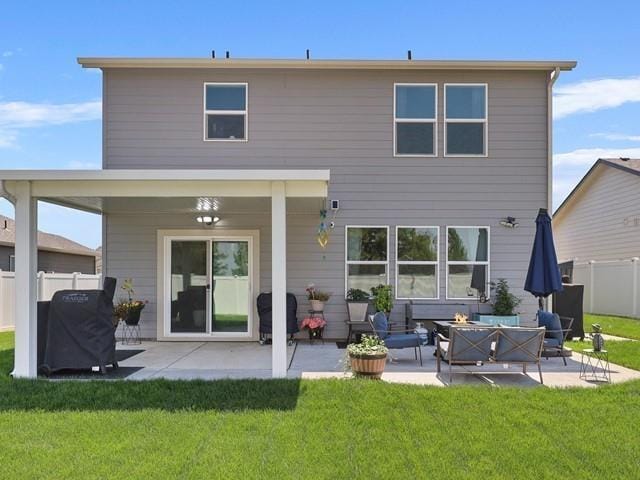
[524,208,563,309]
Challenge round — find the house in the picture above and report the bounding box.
[0,214,97,274]
[0,56,576,378]
[554,158,640,263]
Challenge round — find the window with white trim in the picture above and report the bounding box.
[394,84,437,156]
[445,84,487,156]
[346,226,388,294]
[204,83,247,141]
[446,226,490,299]
[396,227,439,299]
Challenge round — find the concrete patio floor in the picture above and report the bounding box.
[117,340,640,387]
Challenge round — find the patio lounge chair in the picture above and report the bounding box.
[436,326,497,383]
[493,327,546,384]
[369,312,423,366]
[537,311,574,366]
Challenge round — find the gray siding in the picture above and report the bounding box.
[103,68,550,337]
[554,165,640,263]
[0,245,95,274]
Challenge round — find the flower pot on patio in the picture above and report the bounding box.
[346,334,389,380]
[124,305,144,325]
[346,288,370,323]
[348,352,387,379]
[310,299,325,312]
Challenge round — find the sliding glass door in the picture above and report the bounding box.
[167,236,252,337]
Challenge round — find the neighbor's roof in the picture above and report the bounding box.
[0,214,97,257]
[78,57,577,71]
[553,158,640,218]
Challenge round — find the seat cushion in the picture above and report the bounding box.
[438,341,450,360]
[537,310,563,343]
[384,334,419,349]
[543,337,561,349]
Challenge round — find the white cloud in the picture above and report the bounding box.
[0,99,101,148]
[554,76,640,119]
[554,147,640,167]
[590,132,640,142]
[2,51,14,57]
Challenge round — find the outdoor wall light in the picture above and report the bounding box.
[500,217,519,228]
[196,215,220,226]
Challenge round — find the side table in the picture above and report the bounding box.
[579,349,611,383]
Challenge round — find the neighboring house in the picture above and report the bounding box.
[0,56,576,378]
[553,158,640,263]
[0,214,97,274]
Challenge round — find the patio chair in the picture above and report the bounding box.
[369,312,423,366]
[493,327,546,384]
[436,326,497,383]
[537,311,574,366]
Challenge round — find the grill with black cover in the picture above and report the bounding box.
[256,292,299,345]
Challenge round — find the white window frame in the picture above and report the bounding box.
[345,225,389,297]
[445,226,490,300]
[393,83,438,158]
[444,83,488,157]
[395,226,440,300]
[203,82,248,142]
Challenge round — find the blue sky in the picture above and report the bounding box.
[1,0,640,248]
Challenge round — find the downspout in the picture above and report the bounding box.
[0,180,16,205]
[547,67,560,215]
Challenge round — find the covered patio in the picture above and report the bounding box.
[110,340,640,387]
[0,169,329,379]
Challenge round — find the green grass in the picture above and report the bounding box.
[1,332,640,478]
[567,339,640,372]
[584,313,640,340]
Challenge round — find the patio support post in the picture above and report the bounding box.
[12,181,38,378]
[271,181,287,378]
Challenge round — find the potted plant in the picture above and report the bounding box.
[473,278,521,326]
[370,284,393,315]
[346,288,370,323]
[306,284,330,312]
[115,278,148,326]
[346,334,389,379]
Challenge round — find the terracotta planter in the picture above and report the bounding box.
[349,353,387,379]
[310,300,325,312]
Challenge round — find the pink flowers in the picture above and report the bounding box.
[300,316,327,330]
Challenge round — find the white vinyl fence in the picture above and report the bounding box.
[572,258,640,318]
[0,271,101,331]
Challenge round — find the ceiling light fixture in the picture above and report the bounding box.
[196,215,220,226]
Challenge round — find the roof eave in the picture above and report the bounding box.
[77,57,577,71]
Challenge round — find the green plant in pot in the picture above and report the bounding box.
[346,334,388,379]
[473,279,521,326]
[115,278,147,326]
[370,284,393,315]
[346,288,370,323]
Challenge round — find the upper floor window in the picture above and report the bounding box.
[204,83,248,141]
[394,84,437,156]
[445,84,487,156]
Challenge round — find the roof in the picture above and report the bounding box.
[0,169,330,181]
[553,158,640,218]
[77,57,577,71]
[0,214,98,257]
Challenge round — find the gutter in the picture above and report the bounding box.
[0,180,16,204]
[547,67,560,216]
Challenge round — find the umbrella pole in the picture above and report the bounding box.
[538,296,544,310]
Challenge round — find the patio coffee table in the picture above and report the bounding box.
[433,320,485,339]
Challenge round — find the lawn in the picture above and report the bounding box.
[583,313,640,340]
[1,332,640,479]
